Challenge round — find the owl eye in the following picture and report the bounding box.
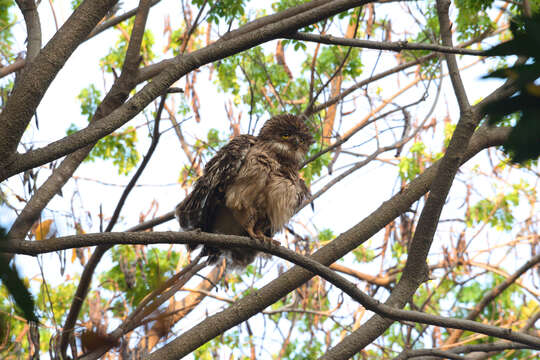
[281,133,290,140]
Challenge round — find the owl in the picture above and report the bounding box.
[176,114,314,267]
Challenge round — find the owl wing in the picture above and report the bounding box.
[175,134,257,233]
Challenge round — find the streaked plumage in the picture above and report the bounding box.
[176,114,313,267]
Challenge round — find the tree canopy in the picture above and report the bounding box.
[0,0,539,359]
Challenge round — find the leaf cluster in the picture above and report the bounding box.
[483,13,540,163]
[194,0,246,24]
[0,0,15,52]
[68,85,140,175]
[454,0,495,41]
[100,19,155,72]
[466,189,519,231]
[99,246,180,314]
[0,227,37,323]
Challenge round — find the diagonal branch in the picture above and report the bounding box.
[0,0,119,168]
[0,0,164,80]
[395,343,536,360]
[307,26,504,116]
[106,92,168,232]
[0,0,382,181]
[319,3,484,357]
[0,125,513,357]
[3,231,540,355]
[58,1,156,355]
[444,253,540,345]
[88,0,162,38]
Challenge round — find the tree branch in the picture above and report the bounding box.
[0,0,119,169]
[106,92,167,232]
[88,0,162,38]
[3,229,539,356]
[319,7,484,348]
[444,254,540,345]
[0,0,163,80]
[436,0,471,113]
[58,1,156,355]
[395,343,536,360]
[288,32,483,56]
[0,0,381,181]
[307,27,502,116]
[15,0,42,62]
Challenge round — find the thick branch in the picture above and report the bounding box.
[3,230,539,355]
[395,343,536,360]
[0,0,378,181]
[7,0,153,242]
[0,0,163,80]
[1,126,511,358]
[58,1,156,355]
[0,0,119,168]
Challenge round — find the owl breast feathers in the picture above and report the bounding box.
[175,114,314,267]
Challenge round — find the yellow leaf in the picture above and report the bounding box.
[31,219,56,241]
[75,223,86,235]
[525,83,540,97]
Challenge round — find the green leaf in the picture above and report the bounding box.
[483,13,540,163]
[73,85,140,174]
[466,190,520,231]
[0,227,38,322]
[318,228,335,242]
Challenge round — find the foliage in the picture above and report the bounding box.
[68,85,140,175]
[70,0,83,10]
[99,246,180,309]
[100,18,156,72]
[0,0,14,51]
[0,227,37,322]
[193,0,246,24]
[466,189,519,231]
[398,141,427,181]
[454,0,495,41]
[483,13,540,163]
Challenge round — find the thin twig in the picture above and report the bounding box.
[106,94,166,232]
[288,32,484,56]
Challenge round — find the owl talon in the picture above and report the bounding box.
[247,229,278,246]
[260,234,280,247]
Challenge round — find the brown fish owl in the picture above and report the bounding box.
[176,114,314,267]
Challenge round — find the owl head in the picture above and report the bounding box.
[258,114,314,166]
